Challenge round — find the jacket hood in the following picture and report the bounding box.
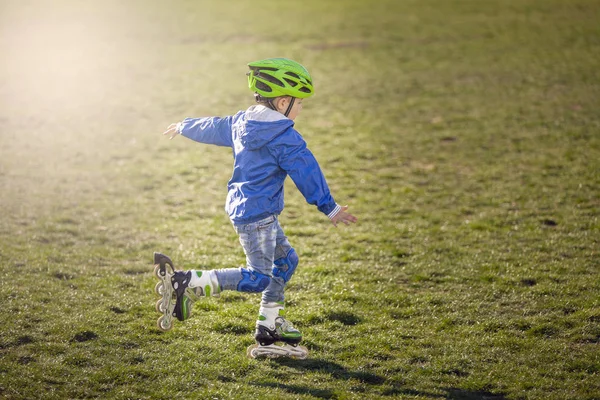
[237,105,294,150]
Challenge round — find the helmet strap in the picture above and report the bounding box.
[283,97,295,118]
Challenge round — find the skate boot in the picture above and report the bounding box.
[153,252,220,331]
[247,302,308,359]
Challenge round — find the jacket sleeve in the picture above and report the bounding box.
[271,129,339,218]
[177,115,235,148]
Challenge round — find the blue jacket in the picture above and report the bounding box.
[178,105,339,225]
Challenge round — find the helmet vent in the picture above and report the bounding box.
[255,81,273,92]
[299,87,312,94]
[256,72,284,87]
[283,78,298,87]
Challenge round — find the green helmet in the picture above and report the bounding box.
[247,58,314,99]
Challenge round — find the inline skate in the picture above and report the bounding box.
[153,252,220,331]
[247,302,308,359]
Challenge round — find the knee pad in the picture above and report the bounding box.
[237,268,271,293]
[273,249,299,284]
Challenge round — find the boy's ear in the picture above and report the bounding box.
[274,97,290,112]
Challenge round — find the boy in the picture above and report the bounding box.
[154,58,357,358]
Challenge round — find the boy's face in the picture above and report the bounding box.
[275,97,303,120]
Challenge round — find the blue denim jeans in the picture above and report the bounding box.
[214,215,293,304]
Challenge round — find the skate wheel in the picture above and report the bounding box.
[153,264,163,280]
[295,345,309,360]
[155,281,165,296]
[247,344,259,359]
[157,315,172,331]
[155,299,165,314]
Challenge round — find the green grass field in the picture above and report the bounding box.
[1,0,599,398]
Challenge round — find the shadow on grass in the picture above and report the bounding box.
[254,382,336,399]
[254,358,439,399]
[272,357,385,384]
[253,358,506,400]
[444,388,506,399]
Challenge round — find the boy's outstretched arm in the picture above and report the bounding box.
[330,205,357,227]
[162,115,238,147]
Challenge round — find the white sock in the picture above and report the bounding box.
[188,270,220,296]
[258,302,284,328]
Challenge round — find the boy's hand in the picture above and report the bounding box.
[163,122,180,139]
[331,205,357,227]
